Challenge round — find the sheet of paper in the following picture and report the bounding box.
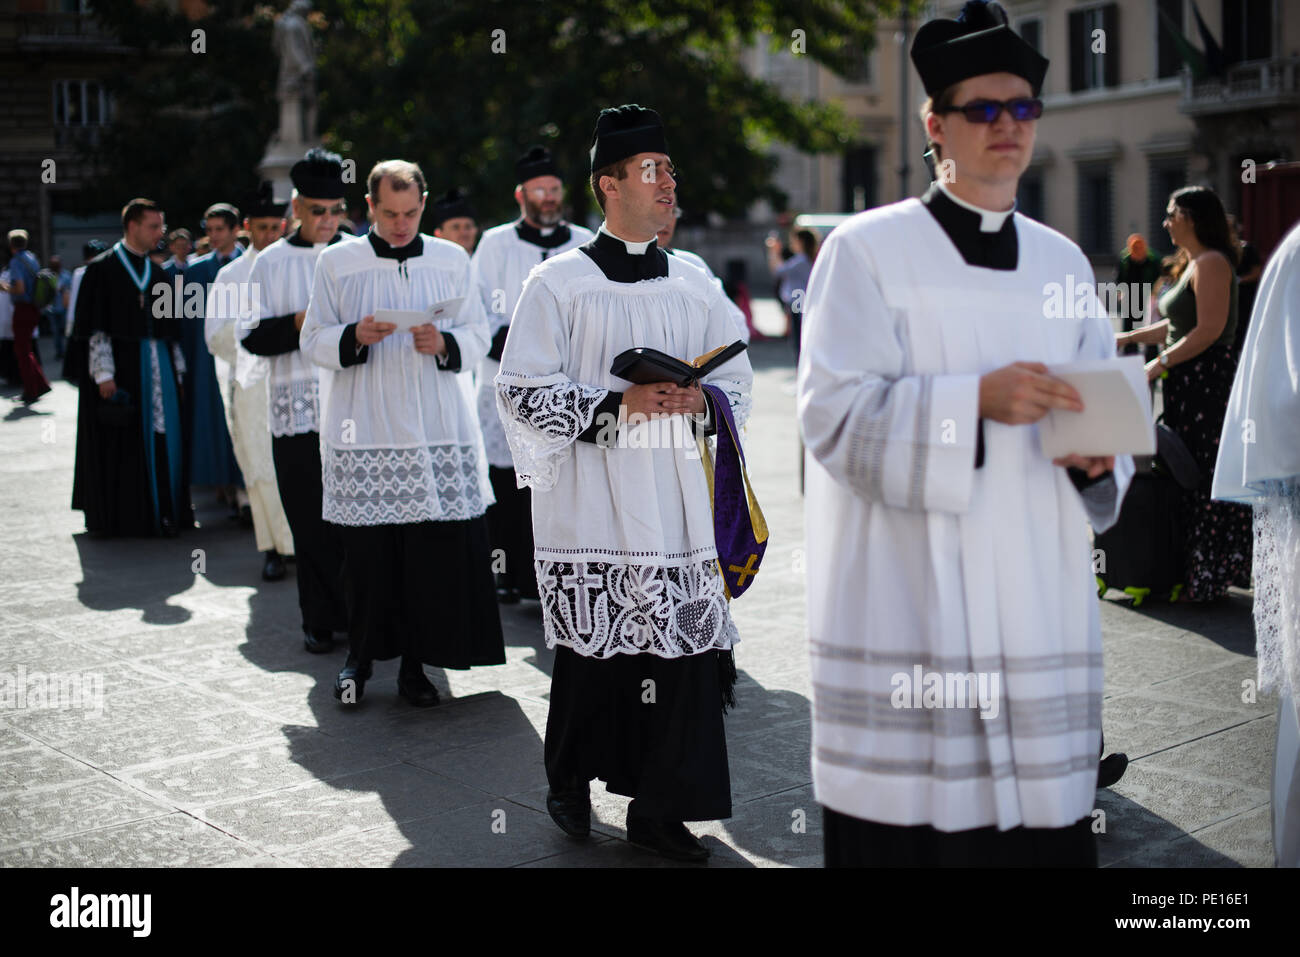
[373,296,464,332]
[1038,356,1156,458]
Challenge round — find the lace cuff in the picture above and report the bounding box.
[495,372,608,491]
[1254,480,1300,703]
[88,332,115,384]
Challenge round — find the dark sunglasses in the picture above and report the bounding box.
[309,203,347,217]
[939,97,1044,123]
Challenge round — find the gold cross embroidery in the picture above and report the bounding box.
[728,554,759,587]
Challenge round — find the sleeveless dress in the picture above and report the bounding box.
[1158,259,1253,600]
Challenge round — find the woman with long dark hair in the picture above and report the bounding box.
[1117,185,1252,600]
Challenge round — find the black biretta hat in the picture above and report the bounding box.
[910,1,1049,98]
[431,188,476,228]
[246,181,286,219]
[290,148,346,199]
[516,147,559,184]
[589,104,669,172]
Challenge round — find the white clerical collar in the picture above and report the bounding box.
[121,240,149,257]
[937,182,1015,233]
[599,222,656,254]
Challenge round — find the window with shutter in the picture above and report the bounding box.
[1077,162,1114,255]
[1156,0,1185,79]
[1148,157,1187,255]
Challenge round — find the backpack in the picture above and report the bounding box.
[34,270,58,310]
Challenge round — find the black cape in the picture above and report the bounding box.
[69,246,191,536]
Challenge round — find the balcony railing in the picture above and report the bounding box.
[15,13,114,50]
[1181,57,1300,116]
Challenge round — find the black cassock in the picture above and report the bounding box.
[240,304,348,637]
[69,245,192,537]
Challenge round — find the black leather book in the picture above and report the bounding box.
[609,340,747,386]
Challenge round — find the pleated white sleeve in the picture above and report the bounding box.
[797,227,980,514]
[1070,255,1135,533]
[444,258,491,371]
[298,249,349,371]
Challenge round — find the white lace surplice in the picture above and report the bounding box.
[300,233,493,527]
[242,238,326,437]
[470,220,594,469]
[496,252,752,660]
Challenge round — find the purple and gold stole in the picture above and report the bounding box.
[699,384,768,599]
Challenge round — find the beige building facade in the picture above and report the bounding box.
[748,0,1300,271]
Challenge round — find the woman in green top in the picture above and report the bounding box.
[1116,186,1252,601]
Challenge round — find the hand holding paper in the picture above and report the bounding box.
[373,296,465,333]
[411,323,446,357]
[1037,356,1156,458]
[356,315,397,346]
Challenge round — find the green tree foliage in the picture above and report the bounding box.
[76,1,280,236]
[80,0,905,231]
[319,0,899,224]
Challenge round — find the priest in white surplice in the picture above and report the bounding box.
[242,148,351,655]
[1213,220,1300,867]
[470,146,594,603]
[799,0,1134,867]
[301,159,504,709]
[496,105,752,863]
[205,182,294,582]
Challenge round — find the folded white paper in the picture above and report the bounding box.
[374,296,465,332]
[1038,356,1156,458]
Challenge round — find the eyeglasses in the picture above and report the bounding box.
[308,204,347,217]
[526,187,563,200]
[938,97,1043,123]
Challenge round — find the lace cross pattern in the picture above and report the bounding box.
[536,557,738,659]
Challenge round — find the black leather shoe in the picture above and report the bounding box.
[1098,752,1129,789]
[497,586,520,605]
[626,816,710,863]
[262,550,286,582]
[546,785,591,839]
[334,655,372,705]
[303,627,334,654]
[397,668,441,707]
[160,517,178,538]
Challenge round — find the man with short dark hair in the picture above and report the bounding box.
[183,202,245,511]
[243,149,351,654]
[430,187,478,254]
[1,228,51,403]
[164,229,193,280]
[496,106,752,862]
[301,159,504,707]
[799,0,1133,867]
[70,198,190,536]
[206,183,295,581]
[470,146,594,604]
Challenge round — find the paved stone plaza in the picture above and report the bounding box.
[0,313,1276,867]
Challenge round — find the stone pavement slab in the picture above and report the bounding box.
[0,334,1274,867]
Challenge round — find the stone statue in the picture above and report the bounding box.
[273,0,317,144]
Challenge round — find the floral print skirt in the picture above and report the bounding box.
[1161,344,1253,601]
